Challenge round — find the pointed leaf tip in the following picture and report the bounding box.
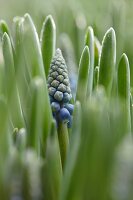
[45,15,56,28]
[98,27,116,95]
[76,46,90,103]
[24,13,31,19]
[40,15,56,77]
[2,32,9,40]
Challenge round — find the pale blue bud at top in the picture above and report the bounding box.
[47,48,72,103]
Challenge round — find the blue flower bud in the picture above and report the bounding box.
[63,92,72,103]
[49,95,55,103]
[64,104,74,115]
[51,102,60,112]
[59,108,71,123]
[54,91,63,101]
[48,87,56,96]
[47,49,72,104]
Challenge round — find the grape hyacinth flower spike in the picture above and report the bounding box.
[47,48,74,127]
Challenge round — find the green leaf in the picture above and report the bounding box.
[93,66,99,89]
[13,16,24,53]
[0,20,10,37]
[60,101,81,200]
[0,96,11,162]
[22,150,42,199]
[85,26,94,96]
[94,36,101,68]
[98,28,116,96]
[27,77,52,156]
[118,53,131,132]
[21,13,45,79]
[76,46,90,103]
[118,53,130,100]
[19,14,52,130]
[44,120,62,200]
[40,15,56,77]
[60,97,116,200]
[130,93,133,133]
[0,20,15,55]
[2,33,15,97]
[2,33,24,128]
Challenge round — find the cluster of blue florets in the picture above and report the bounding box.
[47,49,74,127]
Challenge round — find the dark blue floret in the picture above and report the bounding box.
[49,95,55,103]
[59,108,71,123]
[64,104,74,115]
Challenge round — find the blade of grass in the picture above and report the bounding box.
[2,33,24,128]
[118,53,131,132]
[76,46,90,104]
[94,36,101,68]
[98,28,116,96]
[44,120,62,200]
[27,77,52,157]
[21,13,45,79]
[85,26,94,96]
[19,14,52,132]
[93,66,99,89]
[40,15,56,77]
[0,20,10,37]
[60,101,81,200]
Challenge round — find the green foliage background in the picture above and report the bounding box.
[0,0,133,83]
[0,0,133,200]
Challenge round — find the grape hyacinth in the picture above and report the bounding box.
[47,48,74,127]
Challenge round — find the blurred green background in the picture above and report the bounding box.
[1,0,133,84]
[0,1,133,200]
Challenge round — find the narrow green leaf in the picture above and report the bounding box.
[13,17,30,117]
[60,101,81,200]
[94,36,101,68]
[0,96,9,156]
[2,33,24,128]
[22,150,42,200]
[0,64,4,95]
[0,97,11,199]
[0,20,15,55]
[40,15,56,77]
[60,97,116,200]
[0,20,10,37]
[118,53,130,99]
[130,93,133,134]
[85,26,94,96]
[19,14,52,130]
[98,28,116,96]
[21,13,45,79]
[76,46,90,103]
[118,53,131,132]
[93,66,99,89]
[13,16,24,53]
[2,33,15,97]
[44,120,62,200]
[27,77,52,156]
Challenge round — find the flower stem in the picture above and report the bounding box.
[57,122,69,169]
